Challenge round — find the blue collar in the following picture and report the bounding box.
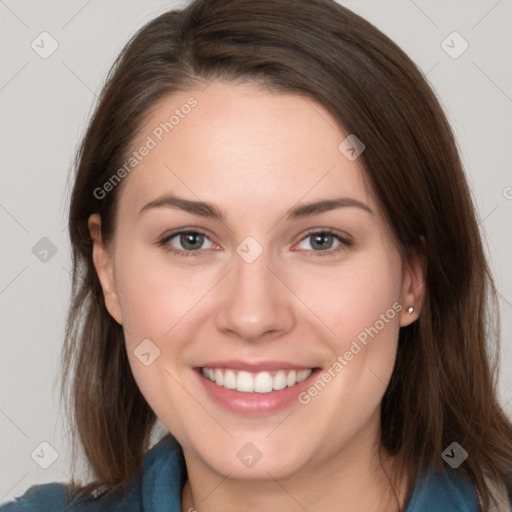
[140,434,186,512]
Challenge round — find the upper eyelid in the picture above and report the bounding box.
[293,230,351,251]
[299,227,351,241]
[161,228,217,244]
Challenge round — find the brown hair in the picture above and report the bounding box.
[60,0,512,509]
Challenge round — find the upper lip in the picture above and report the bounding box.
[197,360,319,372]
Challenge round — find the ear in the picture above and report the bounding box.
[399,244,426,327]
[88,214,123,324]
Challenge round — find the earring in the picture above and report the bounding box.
[407,306,414,314]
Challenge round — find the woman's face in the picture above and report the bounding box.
[90,80,422,480]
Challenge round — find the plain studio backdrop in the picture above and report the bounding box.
[0,0,511,503]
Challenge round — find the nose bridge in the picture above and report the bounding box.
[214,238,294,340]
[233,245,274,297]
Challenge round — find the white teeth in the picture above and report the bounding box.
[254,371,273,393]
[223,369,236,389]
[237,371,254,392]
[273,370,287,391]
[286,370,297,387]
[214,368,224,386]
[201,367,313,393]
[297,369,311,382]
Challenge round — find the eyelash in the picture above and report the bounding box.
[156,228,352,258]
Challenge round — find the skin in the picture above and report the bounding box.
[89,80,425,512]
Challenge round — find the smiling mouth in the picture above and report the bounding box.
[199,367,316,394]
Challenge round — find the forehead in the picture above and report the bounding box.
[117,80,376,221]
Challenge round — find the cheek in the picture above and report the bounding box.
[112,245,204,434]
[294,257,402,444]
[113,242,215,346]
[294,246,403,415]
[296,250,402,351]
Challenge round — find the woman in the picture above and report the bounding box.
[2,0,511,510]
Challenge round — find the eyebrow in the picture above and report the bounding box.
[137,193,374,221]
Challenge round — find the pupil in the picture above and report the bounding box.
[312,233,332,250]
[182,233,203,250]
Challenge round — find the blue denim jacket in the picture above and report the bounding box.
[0,435,483,511]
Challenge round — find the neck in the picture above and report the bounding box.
[180,413,407,512]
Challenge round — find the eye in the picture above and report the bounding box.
[294,229,351,256]
[158,230,217,257]
[157,228,352,258]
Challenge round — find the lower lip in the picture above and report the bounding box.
[194,368,321,416]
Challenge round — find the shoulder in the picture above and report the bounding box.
[0,483,70,512]
[405,468,482,512]
[0,435,183,512]
[0,479,142,512]
[0,471,144,512]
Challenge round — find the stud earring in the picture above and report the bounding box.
[407,306,414,314]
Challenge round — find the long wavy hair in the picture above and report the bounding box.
[60,0,512,509]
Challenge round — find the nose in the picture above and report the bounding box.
[215,248,295,343]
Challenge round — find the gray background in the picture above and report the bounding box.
[1,0,511,503]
